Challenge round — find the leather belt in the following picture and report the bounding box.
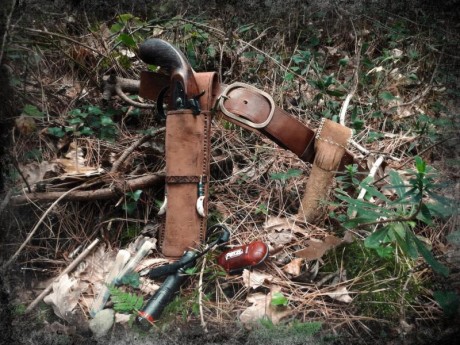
[140,71,354,167]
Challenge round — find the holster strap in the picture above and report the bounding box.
[140,71,354,167]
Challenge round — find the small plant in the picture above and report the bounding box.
[335,157,452,276]
[108,285,144,314]
[270,168,302,184]
[122,190,143,215]
[48,105,118,141]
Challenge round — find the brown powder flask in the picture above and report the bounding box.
[217,241,269,274]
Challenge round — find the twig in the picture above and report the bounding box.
[16,27,107,58]
[2,183,87,271]
[198,256,208,333]
[0,189,13,215]
[24,238,100,314]
[111,132,163,173]
[0,0,17,65]
[10,173,164,204]
[339,33,361,126]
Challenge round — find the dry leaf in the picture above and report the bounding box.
[264,216,307,246]
[263,216,306,235]
[15,115,36,135]
[282,258,303,276]
[19,161,61,186]
[55,142,103,176]
[115,313,132,324]
[295,235,342,261]
[326,286,353,303]
[44,274,82,321]
[242,269,273,289]
[239,292,292,329]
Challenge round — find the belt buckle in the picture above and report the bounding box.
[218,82,275,129]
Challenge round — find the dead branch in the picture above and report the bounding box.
[24,238,100,314]
[110,131,164,173]
[10,173,164,205]
[103,74,155,109]
[0,0,17,64]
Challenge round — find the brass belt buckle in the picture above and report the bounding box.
[218,82,275,129]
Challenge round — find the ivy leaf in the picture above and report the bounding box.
[47,127,66,138]
[23,104,44,117]
[379,91,397,102]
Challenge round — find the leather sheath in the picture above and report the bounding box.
[160,72,217,257]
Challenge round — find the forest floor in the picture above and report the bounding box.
[1,1,459,344]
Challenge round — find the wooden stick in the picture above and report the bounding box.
[10,173,164,205]
[24,238,100,314]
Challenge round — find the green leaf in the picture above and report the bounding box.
[47,127,66,138]
[122,201,137,215]
[284,72,295,82]
[364,227,391,248]
[119,272,141,289]
[416,203,433,225]
[411,232,449,277]
[100,115,114,126]
[379,91,397,102]
[271,292,289,306]
[110,22,123,33]
[339,58,349,66]
[270,169,302,183]
[23,104,44,117]
[433,290,460,318]
[414,156,426,174]
[447,230,460,246]
[118,13,134,23]
[117,33,137,48]
[388,169,407,198]
[128,189,143,202]
[326,89,345,97]
[375,246,394,258]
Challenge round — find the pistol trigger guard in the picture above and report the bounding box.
[156,86,169,120]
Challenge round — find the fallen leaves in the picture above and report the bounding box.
[44,274,86,322]
[282,258,303,276]
[242,269,273,289]
[326,286,353,303]
[295,235,342,261]
[239,291,292,329]
[55,142,103,176]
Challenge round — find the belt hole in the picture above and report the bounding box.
[243,100,248,104]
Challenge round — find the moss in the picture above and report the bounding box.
[323,241,423,321]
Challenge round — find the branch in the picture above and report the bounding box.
[110,131,164,173]
[24,238,100,313]
[0,0,17,65]
[10,174,164,205]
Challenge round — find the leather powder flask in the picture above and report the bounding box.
[161,72,219,258]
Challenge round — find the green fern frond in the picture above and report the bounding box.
[108,286,144,313]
